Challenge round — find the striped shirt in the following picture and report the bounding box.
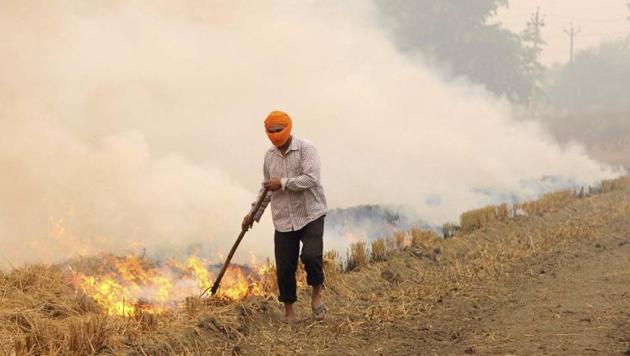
[252,136,327,232]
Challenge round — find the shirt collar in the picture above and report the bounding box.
[272,136,299,157]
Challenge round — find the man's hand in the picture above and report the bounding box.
[242,214,253,231]
[264,177,283,191]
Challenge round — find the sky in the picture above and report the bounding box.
[494,0,630,66]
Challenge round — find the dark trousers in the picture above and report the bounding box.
[274,215,325,304]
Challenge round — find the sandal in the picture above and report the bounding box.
[312,303,326,321]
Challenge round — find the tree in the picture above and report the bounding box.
[375,0,534,104]
[546,38,630,114]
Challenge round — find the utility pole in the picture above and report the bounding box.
[528,8,545,59]
[564,22,581,64]
[521,7,546,118]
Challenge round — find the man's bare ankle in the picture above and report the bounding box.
[311,285,323,307]
[311,284,322,295]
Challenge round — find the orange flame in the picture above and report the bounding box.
[73,255,274,316]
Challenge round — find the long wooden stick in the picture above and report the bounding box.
[201,187,269,297]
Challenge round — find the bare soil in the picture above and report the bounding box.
[357,223,630,355]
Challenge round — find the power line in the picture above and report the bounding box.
[546,13,628,23]
[492,20,628,38]
[497,14,628,24]
[579,32,629,37]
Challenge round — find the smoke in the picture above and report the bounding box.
[0,1,622,268]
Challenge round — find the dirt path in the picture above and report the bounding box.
[360,223,630,355]
[470,234,630,355]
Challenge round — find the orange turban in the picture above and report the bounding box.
[264,111,292,147]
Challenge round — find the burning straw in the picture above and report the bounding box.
[69,254,276,317]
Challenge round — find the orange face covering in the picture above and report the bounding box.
[264,111,293,147]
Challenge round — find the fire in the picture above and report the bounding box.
[73,254,273,316]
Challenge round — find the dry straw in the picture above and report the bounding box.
[345,242,368,271]
[323,250,342,284]
[393,231,407,250]
[518,190,576,216]
[2,176,629,355]
[370,238,387,262]
[409,228,439,248]
[442,222,459,238]
[460,205,505,233]
[601,177,630,193]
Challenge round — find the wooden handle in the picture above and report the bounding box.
[201,187,270,297]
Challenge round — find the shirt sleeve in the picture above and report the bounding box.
[283,143,321,192]
[252,154,272,222]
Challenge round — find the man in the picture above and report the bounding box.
[242,110,327,322]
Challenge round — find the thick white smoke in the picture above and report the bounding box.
[0,1,621,267]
